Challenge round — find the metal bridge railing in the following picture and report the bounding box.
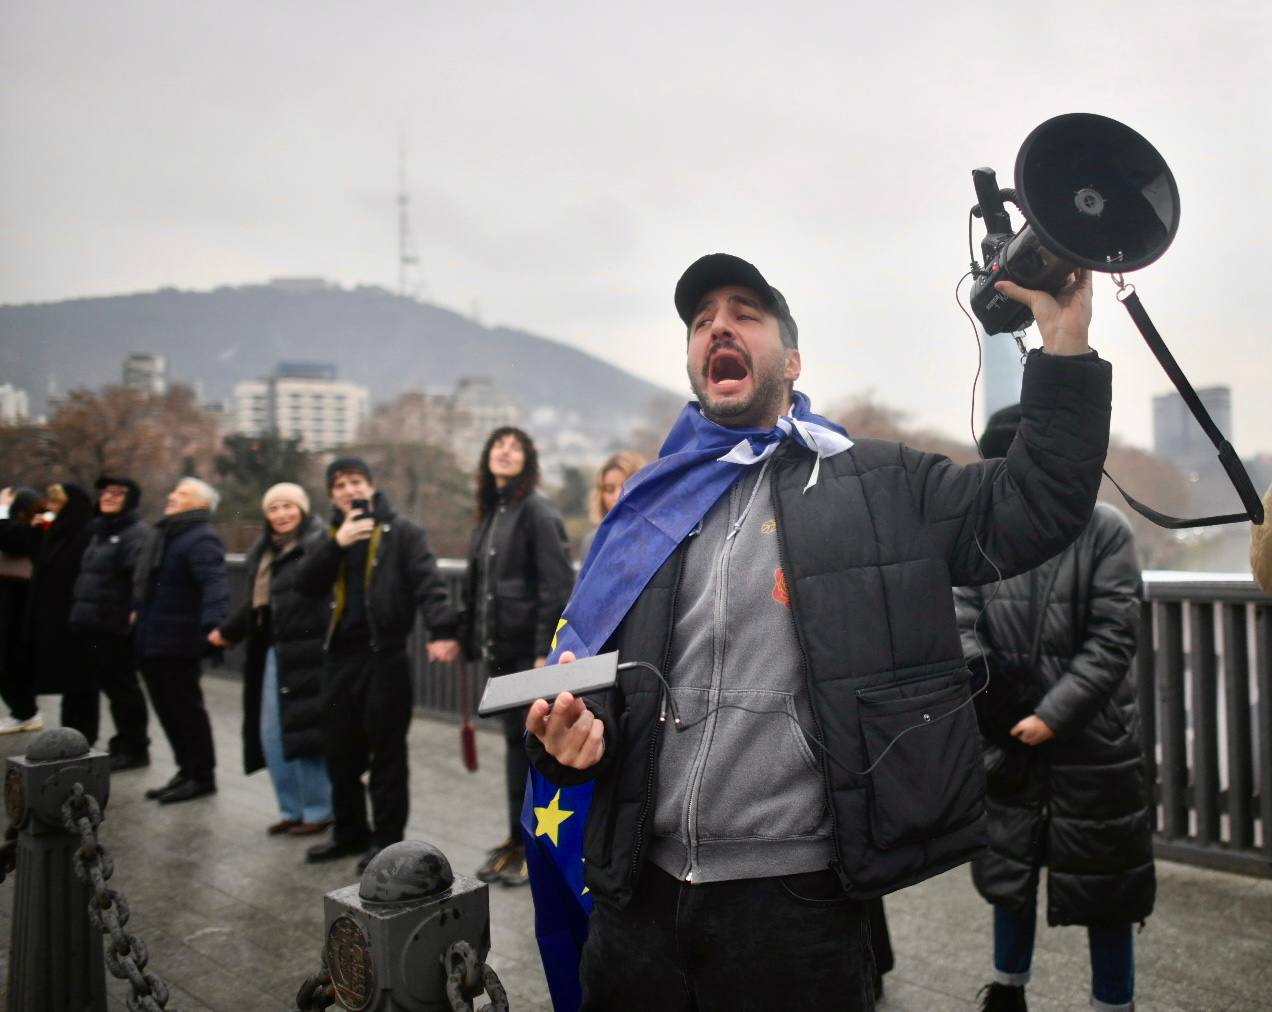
[224,558,1272,878]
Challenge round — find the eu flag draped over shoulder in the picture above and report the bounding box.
[523,391,851,1011]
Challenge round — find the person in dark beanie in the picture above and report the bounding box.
[0,486,46,733]
[297,457,461,872]
[69,476,152,769]
[134,477,229,804]
[957,403,1152,1012]
[27,483,96,738]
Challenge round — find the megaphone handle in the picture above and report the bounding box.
[1115,289,1265,526]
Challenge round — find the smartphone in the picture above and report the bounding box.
[350,498,372,521]
[477,652,620,717]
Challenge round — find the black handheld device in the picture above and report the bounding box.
[476,652,620,717]
[350,498,372,521]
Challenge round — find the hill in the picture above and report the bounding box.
[0,282,674,436]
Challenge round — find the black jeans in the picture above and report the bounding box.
[323,646,413,848]
[139,656,215,783]
[484,657,533,845]
[80,633,150,756]
[580,865,875,1012]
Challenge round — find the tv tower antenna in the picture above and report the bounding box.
[397,134,420,297]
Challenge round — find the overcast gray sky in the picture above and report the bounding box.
[3,1,1269,451]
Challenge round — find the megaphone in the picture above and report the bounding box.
[969,112,1180,335]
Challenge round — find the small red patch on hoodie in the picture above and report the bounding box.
[772,567,791,609]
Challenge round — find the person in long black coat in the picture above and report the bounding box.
[69,476,151,767]
[461,426,574,886]
[0,486,45,732]
[210,483,332,834]
[26,483,97,739]
[955,404,1152,1012]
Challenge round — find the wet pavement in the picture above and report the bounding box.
[1,672,1269,1011]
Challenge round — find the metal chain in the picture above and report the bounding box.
[444,940,509,1012]
[291,968,336,1011]
[0,824,17,884]
[60,782,181,1012]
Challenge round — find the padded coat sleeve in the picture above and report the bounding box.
[1033,508,1142,739]
[907,349,1112,587]
[190,533,230,633]
[403,523,459,641]
[294,533,343,598]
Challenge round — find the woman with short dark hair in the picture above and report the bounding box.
[462,426,574,886]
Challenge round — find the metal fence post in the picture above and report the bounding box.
[310,840,502,1011]
[5,727,111,1011]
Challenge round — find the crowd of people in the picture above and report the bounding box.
[0,438,636,879]
[1,251,1268,1011]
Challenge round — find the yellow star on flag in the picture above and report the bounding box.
[534,789,575,847]
[551,617,568,652]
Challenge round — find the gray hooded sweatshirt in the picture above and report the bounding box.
[648,461,834,884]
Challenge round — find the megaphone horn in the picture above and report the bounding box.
[969,113,1180,335]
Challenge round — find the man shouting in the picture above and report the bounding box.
[526,253,1111,1010]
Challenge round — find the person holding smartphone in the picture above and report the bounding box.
[296,457,461,873]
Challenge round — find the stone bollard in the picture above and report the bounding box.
[5,727,111,1011]
[321,841,495,1011]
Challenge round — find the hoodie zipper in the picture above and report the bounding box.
[628,544,686,889]
[771,453,852,892]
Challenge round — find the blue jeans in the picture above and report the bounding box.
[994,903,1134,1010]
[262,649,332,824]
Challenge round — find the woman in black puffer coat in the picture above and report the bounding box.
[955,405,1152,1012]
[28,483,97,739]
[69,476,152,768]
[462,426,574,886]
[210,483,332,835]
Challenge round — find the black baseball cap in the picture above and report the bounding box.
[674,253,798,346]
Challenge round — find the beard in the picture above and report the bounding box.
[688,342,789,429]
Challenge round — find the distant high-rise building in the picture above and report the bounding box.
[0,384,30,423]
[981,332,1026,425]
[449,377,520,468]
[1153,386,1232,477]
[123,352,167,395]
[363,377,522,469]
[233,363,369,451]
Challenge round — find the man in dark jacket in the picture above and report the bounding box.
[296,458,460,872]
[525,254,1112,1011]
[69,476,151,769]
[134,477,229,804]
[956,405,1151,1012]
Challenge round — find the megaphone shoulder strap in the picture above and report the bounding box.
[1108,287,1265,528]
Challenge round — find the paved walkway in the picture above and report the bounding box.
[1,673,1269,1011]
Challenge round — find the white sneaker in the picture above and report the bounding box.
[0,712,43,734]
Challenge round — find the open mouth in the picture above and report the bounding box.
[707,347,751,388]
